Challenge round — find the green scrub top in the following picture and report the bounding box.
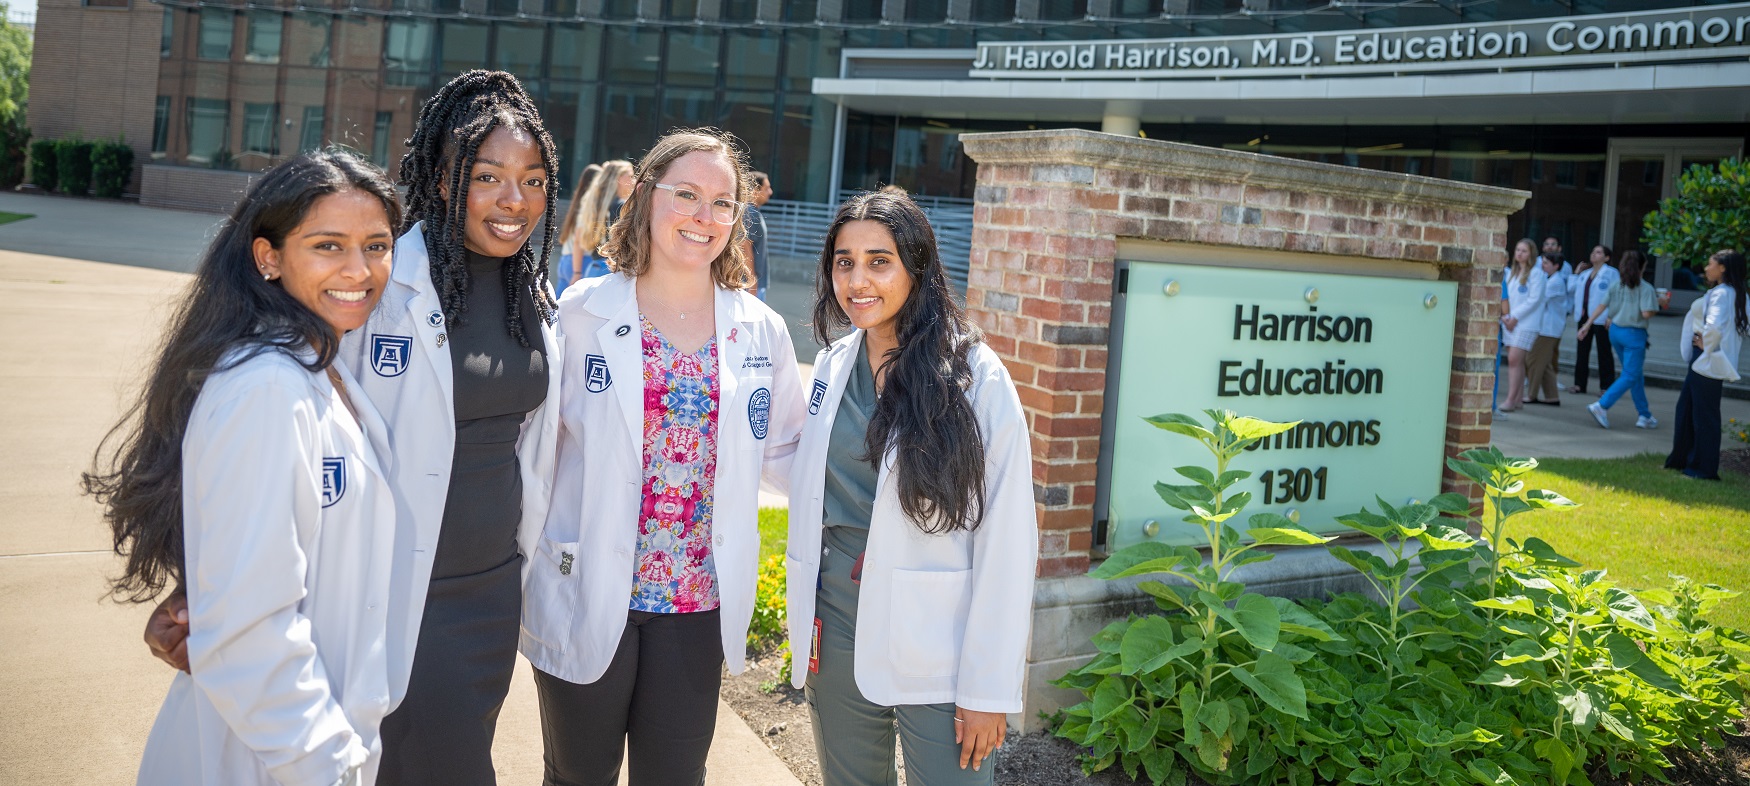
[821,347,880,559]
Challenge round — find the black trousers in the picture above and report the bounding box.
[535,609,724,786]
[1666,367,1725,480]
[1573,322,1615,392]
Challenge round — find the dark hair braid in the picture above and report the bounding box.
[400,69,558,346]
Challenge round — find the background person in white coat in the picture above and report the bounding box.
[1524,252,1570,406]
[1567,245,1619,394]
[524,129,805,786]
[1667,250,1747,480]
[85,151,404,785]
[785,192,1038,786]
[141,71,567,786]
[1499,238,1545,413]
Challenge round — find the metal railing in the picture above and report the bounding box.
[762,195,974,292]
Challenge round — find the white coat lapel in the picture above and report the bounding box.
[715,288,750,437]
[590,274,644,449]
[389,224,454,414]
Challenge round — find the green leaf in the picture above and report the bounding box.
[1226,416,1298,442]
[1556,684,1596,731]
[1472,596,1535,615]
[1495,637,1556,666]
[1524,488,1577,509]
[1520,537,1582,568]
[1090,542,1186,580]
[1091,676,1129,721]
[1092,618,1130,654]
[1496,497,1532,518]
[1229,652,1309,718]
[1428,492,1472,514]
[1271,597,1344,642]
[1533,737,1574,785]
[1120,616,1201,675]
[1174,465,1216,487]
[1247,526,1333,547]
[1472,666,1526,688]
[1214,594,1281,652]
[1604,631,1682,693]
[1604,587,1658,634]
[1445,456,1494,488]
[1465,758,1520,785]
[1145,413,1215,443]
[1596,710,1636,743]
[1153,481,1192,511]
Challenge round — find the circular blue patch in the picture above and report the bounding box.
[748,387,771,440]
[427,310,444,328]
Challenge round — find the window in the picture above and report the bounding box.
[246,12,282,64]
[604,26,660,84]
[152,97,171,154]
[722,0,757,21]
[494,24,546,81]
[783,0,817,22]
[1037,0,1087,20]
[385,19,435,86]
[907,0,947,22]
[372,112,393,168]
[161,8,174,58]
[84,0,129,7]
[198,9,234,61]
[664,30,720,88]
[186,98,229,166]
[970,0,1014,22]
[842,0,881,22]
[288,13,331,68]
[667,0,700,19]
[243,103,279,155]
[489,0,523,14]
[546,0,579,16]
[440,22,488,78]
[550,25,601,81]
[300,106,326,152]
[724,31,778,91]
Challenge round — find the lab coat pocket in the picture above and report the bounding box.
[522,537,580,651]
[888,567,972,678]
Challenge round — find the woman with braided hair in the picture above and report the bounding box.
[141,70,567,785]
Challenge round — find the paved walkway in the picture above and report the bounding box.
[0,247,800,784]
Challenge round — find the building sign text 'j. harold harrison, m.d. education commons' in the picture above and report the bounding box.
[971,2,1750,79]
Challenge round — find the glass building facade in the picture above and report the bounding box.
[149,0,1746,252]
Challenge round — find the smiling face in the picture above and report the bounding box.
[254,188,394,339]
[455,124,547,258]
[645,150,740,275]
[831,219,914,343]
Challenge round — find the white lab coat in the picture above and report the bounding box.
[520,272,805,684]
[137,350,396,786]
[1680,283,1744,382]
[334,222,564,705]
[784,331,1039,714]
[1569,264,1620,326]
[1537,263,1571,338]
[1503,266,1546,350]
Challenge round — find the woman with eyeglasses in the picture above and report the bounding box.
[522,129,805,786]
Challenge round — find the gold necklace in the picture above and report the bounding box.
[327,366,359,420]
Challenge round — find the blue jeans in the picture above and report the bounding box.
[1598,325,1650,418]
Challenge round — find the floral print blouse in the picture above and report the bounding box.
[630,314,721,614]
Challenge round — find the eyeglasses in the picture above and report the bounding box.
[651,183,741,225]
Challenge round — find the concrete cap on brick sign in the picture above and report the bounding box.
[960,128,1529,218]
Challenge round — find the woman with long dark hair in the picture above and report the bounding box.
[88,150,404,785]
[1567,244,1618,394]
[783,192,1038,785]
[1583,249,1661,429]
[525,129,806,785]
[555,162,603,296]
[1667,250,1747,479]
[142,70,566,784]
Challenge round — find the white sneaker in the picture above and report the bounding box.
[1588,402,1610,429]
[1493,408,1509,420]
[1636,416,1659,429]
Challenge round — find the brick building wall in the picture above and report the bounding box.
[958,129,1527,581]
[26,0,161,193]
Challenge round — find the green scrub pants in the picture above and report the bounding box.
[804,542,996,786]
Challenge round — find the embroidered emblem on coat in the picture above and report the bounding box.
[584,354,612,393]
[808,379,828,415]
[748,387,771,440]
[321,458,346,507]
[370,335,412,377]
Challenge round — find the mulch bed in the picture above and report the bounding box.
[1722,447,1750,477]
[724,646,1750,786]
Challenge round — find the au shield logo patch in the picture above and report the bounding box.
[808,379,828,415]
[321,458,346,508]
[371,334,412,377]
[584,354,612,393]
[748,387,771,440]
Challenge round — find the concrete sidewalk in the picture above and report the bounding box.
[0,250,800,785]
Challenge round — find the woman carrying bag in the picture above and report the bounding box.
[785,191,1038,786]
[1584,250,1660,430]
[1667,250,1747,480]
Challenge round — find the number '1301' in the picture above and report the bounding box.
[1259,467,1328,504]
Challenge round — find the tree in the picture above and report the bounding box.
[1642,157,1750,267]
[0,1,28,122]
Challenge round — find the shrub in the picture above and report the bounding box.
[91,140,134,199]
[54,137,94,196]
[748,552,787,651]
[1054,411,1750,786]
[0,116,27,188]
[1642,157,1750,268]
[28,137,54,191]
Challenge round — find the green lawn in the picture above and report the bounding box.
[1499,452,1750,630]
[0,211,33,226]
[759,506,788,560]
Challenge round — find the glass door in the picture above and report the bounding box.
[1602,138,1743,290]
